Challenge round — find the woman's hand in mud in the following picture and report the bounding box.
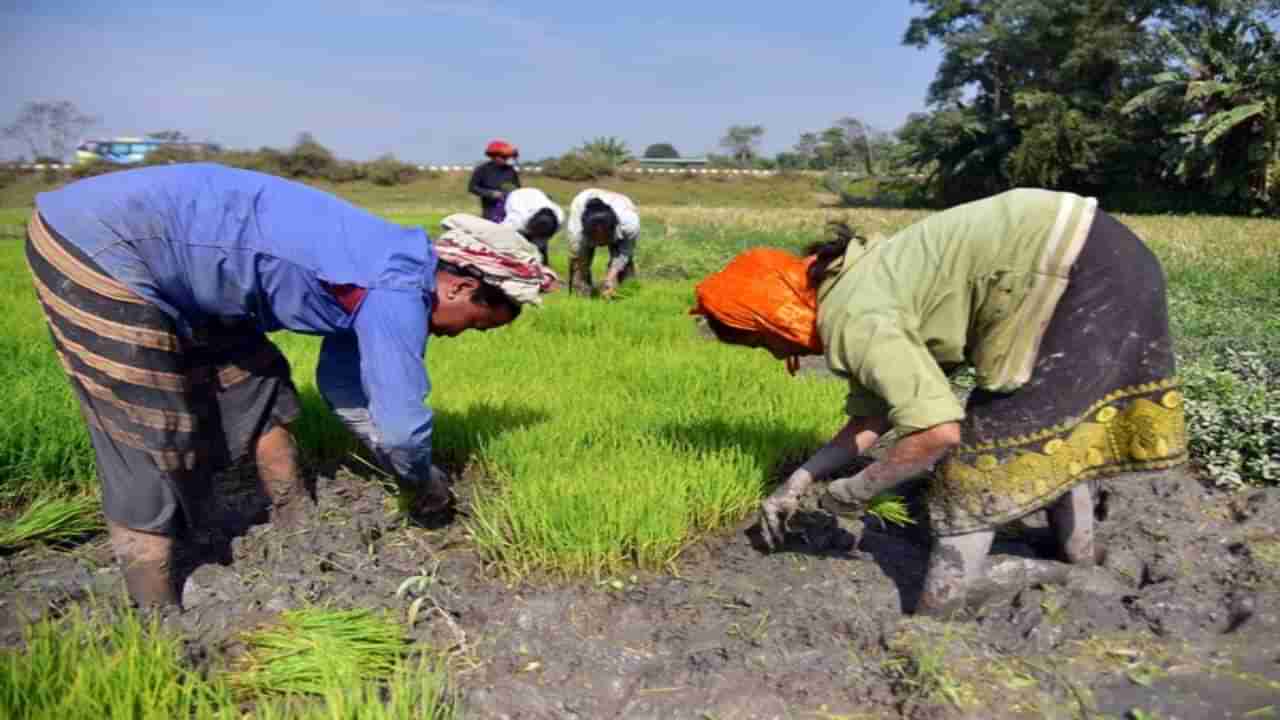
[760,468,816,550]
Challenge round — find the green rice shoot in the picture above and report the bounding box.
[231,607,408,697]
[250,655,456,720]
[866,493,915,528]
[0,603,454,719]
[0,494,103,551]
[0,607,237,720]
[0,198,1277,577]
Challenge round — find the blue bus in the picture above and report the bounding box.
[74,137,221,166]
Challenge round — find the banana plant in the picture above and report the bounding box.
[1123,16,1280,211]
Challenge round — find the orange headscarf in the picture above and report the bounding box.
[690,248,823,354]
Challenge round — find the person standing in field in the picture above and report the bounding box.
[691,189,1186,616]
[500,187,564,265]
[25,162,557,609]
[468,140,521,223]
[566,188,640,298]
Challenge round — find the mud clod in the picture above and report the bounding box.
[3,466,1279,719]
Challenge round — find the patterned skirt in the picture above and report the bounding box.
[929,211,1187,536]
[25,213,301,535]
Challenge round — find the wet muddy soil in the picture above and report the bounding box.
[2,461,1278,719]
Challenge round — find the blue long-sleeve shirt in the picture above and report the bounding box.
[36,163,438,486]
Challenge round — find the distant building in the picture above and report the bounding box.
[74,137,222,165]
[635,157,709,169]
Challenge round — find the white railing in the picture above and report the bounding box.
[13,162,72,170]
[12,162,861,178]
[416,165,861,177]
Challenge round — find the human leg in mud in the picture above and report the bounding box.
[915,495,1095,617]
[199,321,308,530]
[916,210,1181,615]
[1048,483,1095,565]
[918,530,995,615]
[24,214,214,608]
[568,244,596,295]
[255,424,311,528]
[108,522,181,607]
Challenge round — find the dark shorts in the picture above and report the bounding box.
[26,213,301,535]
[930,211,1187,535]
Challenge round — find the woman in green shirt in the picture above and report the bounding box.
[692,189,1186,615]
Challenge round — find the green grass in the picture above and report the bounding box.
[1,188,1278,572]
[0,608,238,720]
[0,494,102,551]
[1,176,1278,717]
[230,607,409,697]
[0,170,831,214]
[249,655,455,720]
[278,269,845,577]
[0,605,454,719]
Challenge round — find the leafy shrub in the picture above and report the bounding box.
[219,147,286,176]
[541,150,616,181]
[830,174,934,209]
[323,160,365,183]
[578,136,632,165]
[69,159,121,179]
[280,133,336,179]
[364,154,419,186]
[1181,350,1280,488]
[142,145,211,165]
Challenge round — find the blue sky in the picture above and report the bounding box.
[1,1,942,163]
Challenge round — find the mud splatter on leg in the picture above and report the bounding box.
[109,521,180,608]
[256,425,311,529]
[917,530,994,616]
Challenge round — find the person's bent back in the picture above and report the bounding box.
[29,163,556,608]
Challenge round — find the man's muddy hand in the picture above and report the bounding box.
[759,468,815,550]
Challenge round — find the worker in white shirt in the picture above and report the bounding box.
[500,187,564,265]
[566,189,640,298]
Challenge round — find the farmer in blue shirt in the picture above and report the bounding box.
[26,163,557,608]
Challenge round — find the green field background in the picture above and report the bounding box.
[1,191,1278,575]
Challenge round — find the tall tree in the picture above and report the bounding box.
[282,132,336,178]
[1124,7,1280,210]
[817,127,852,169]
[900,0,1168,201]
[580,136,633,166]
[834,117,889,175]
[643,142,680,159]
[720,125,765,165]
[793,132,820,169]
[2,100,97,162]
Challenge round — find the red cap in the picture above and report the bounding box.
[485,140,518,158]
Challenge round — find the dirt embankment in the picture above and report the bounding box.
[3,462,1278,719]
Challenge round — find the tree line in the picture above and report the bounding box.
[711,0,1280,213]
[6,0,1277,213]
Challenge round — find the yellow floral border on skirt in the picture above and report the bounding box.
[929,378,1188,536]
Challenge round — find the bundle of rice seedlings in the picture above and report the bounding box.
[866,493,916,528]
[231,607,407,697]
[0,495,103,551]
[251,655,456,720]
[0,606,235,719]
